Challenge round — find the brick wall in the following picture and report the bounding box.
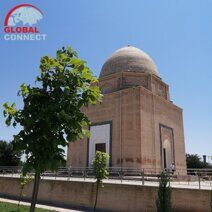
[0,177,211,211]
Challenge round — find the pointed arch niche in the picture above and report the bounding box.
[159,124,175,169]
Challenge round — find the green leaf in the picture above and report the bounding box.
[3,102,16,115]
[69,58,85,66]
[20,83,29,96]
[82,129,90,138]
[5,116,11,126]
[66,46,72,54]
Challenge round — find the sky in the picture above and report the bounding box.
[0,0,211,159]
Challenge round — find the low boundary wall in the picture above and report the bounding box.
[0,177,211,211]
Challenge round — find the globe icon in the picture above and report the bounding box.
[8,6,43,26]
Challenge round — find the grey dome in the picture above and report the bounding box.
[100,46,159,77]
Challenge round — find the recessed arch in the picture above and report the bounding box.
[100,83,112,94]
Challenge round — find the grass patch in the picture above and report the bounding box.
[0,201,55,212]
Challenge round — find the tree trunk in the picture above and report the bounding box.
[17,187,23,210]
[30,171,40,212]
[94,183,99,212]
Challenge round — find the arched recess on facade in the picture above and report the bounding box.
[100,83,112,94]
[159,124,175,170]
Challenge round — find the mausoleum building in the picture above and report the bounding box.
[67,46,186,174]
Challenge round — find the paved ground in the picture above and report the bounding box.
[0,197,81,212]
[0,174,212,190]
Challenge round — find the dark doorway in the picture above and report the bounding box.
[95,143,106,153]
[163,148,167,169]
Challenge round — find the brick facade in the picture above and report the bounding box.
[67,71,187,175]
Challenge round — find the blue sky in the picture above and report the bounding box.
[0,0,211,158]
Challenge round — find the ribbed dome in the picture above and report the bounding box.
[100,46,159,77]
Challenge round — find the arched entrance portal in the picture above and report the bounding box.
[159,124,175,171]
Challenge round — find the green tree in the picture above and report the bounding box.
[0,140,22,166]
[186,154,205,168]
[93,151,109,211]
[3,46,102,212]
[156,171,172,212]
